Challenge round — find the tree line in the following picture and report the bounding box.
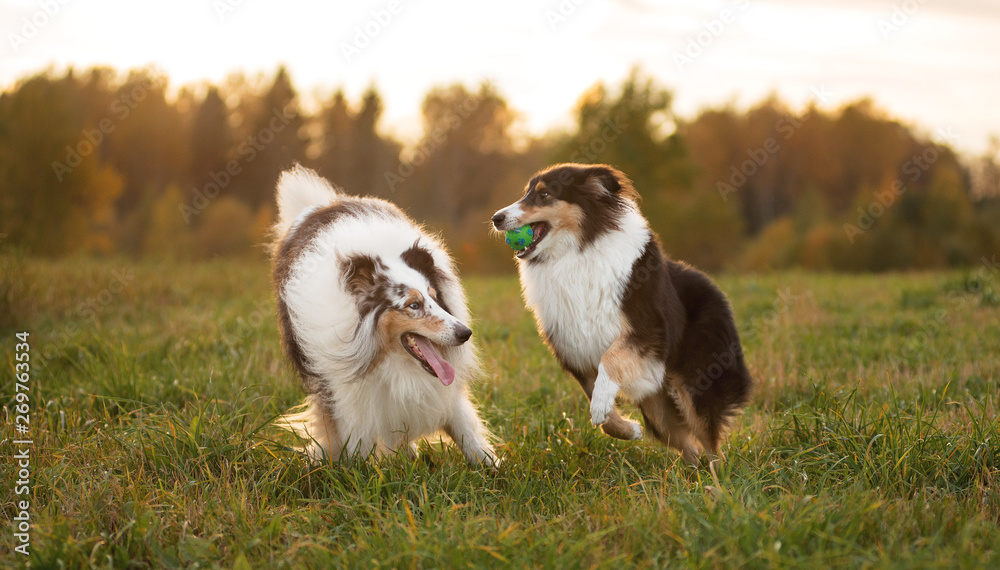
[1,66,998,272]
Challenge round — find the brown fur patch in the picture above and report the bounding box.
[379,305,450,350]
[343,254,384,297]
[377,311,417,366]
[521,201,585,241]
[378,311,408,349]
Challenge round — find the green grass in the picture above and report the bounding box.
[2,257,999,568]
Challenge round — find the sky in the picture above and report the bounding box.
[2,0,998,156]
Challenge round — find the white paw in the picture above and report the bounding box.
[591,395,614,426]
[591,364,619,426]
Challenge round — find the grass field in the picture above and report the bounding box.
[2,256,1000,568]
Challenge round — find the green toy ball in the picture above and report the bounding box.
[504,225,534,251]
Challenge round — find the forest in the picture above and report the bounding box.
[2,65,998,273]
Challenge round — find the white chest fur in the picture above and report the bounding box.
[519,210,650,374]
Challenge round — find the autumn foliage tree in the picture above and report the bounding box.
[0,72,123,255]
[0,65,996,272]
[683,97,998,270]
[312,87,401,199]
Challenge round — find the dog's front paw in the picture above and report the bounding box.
[591,366,619,426]
[590,396,614,426]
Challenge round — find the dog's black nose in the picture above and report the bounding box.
[491,212,506,228]
[455,324,472,344]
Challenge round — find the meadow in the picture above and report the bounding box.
[2,256,999,568]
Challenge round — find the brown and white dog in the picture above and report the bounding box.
[491,163,752,463]
[272,166,497,466]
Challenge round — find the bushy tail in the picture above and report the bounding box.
[273,165,339,238]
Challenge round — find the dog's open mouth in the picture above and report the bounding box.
[516,222,549,259]
[402,333,456,386]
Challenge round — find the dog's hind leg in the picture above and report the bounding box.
[444,395,499,467]
[638,389,702,466]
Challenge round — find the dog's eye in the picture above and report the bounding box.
[408,302,421,310]
[539,191,550,200]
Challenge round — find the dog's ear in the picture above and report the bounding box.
[342,254,382,296]
[585,165,622,193]
[401,242,454,315]
[584,165,639,201]
[400,242,436,279]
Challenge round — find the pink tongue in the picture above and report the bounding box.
[413,336,456,386]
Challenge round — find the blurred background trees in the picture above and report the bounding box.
[1,65,997,273]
